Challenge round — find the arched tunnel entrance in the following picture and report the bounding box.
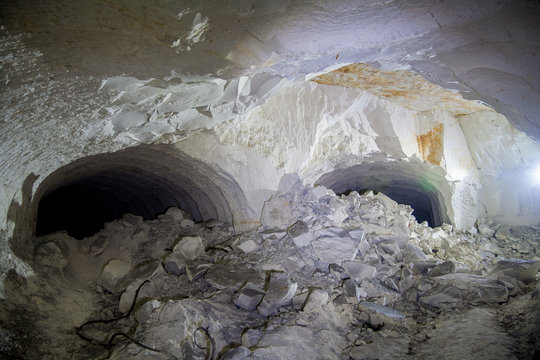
[33,145,249,239]
[316,161,451,227]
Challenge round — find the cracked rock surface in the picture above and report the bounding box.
[1,183,539,359]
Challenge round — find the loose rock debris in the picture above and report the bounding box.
[1,180,539,359]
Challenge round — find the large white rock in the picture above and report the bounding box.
[342,261,377,283]
[310,228,360,267]
[173,236,205,261]
[99,259,132,293]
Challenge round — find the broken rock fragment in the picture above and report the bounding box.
[257,272,297,316]
[233,282,265,311]
[180,218,195,229]
[287,220,313,248]
[489,258,540,283]
[99,259,132,293]
[119,279,157,313]
[399,265,415,292]
[343,279,360,303]
[402,243,427,262]
[418,273,508,308]
[329,263,348,280]
[358,302,405,328]
[349,343,380,360]
[163,206,185,221]
[302,289,330,312]
[163,259,185,276]
[34,241,67,268]
[165,242,208,279]
[235,238,259,253]
[87,235,108,256]
[221,346,251,359]
[174,236,205,260]
[205,264,264,291]
[476,218,496,237]
[428,260,456,277]
[185,263,211,282]
[311,228,359,267]
[359,279,401,304]
[378,238,402,256]
[342,261,377,283]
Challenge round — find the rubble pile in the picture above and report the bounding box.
[2,177,539,359]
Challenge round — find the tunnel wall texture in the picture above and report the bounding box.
[4,64,540,239]
[214,74,539,230]
[3,65,540,241]
[2,59,540,297]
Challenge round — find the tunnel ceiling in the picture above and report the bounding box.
[1,0,539,138]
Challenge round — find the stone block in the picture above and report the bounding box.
[233,282,265,311]
[205,264,264,291]
[311,229,359,266]
[418,273,508,308]
[429,261,456,277]
[34,242,67,268]
[489,258,540,283]
[99,259,132,293]
[257,272,297,316]
[358,301,405,327]
[173,236,205,260]
[342,261,377,282]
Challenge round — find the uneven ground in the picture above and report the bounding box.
[1,180,539,359]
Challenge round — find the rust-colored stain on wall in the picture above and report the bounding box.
[311,63,414,99]
[309,63,492,116]
[417,123,444,165]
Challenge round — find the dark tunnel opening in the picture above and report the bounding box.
[340,185,439,227]
[36,182,119,240]
[35,169,193,239]
[317,162,450,228]
[32,146,240,240]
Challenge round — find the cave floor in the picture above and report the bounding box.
[1,187,539,359]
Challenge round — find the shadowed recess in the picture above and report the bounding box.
[316,161,450,227]
[34,145,248,239]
